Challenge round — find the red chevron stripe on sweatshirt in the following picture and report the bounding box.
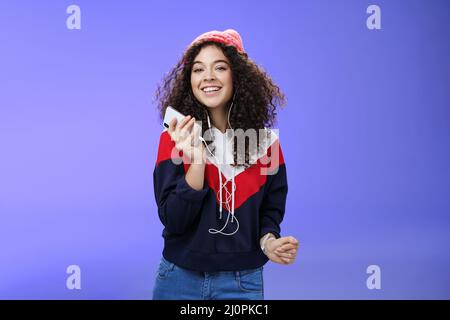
[155,130,284,212]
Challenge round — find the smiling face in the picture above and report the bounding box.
[190,44,233,111]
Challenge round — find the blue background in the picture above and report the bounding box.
[0,0,449,299]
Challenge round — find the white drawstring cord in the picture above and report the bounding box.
[208,166,239,236]
[219,164,223,219]
[203,139,239,236]
[202,111,239,236]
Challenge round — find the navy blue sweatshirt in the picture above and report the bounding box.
[153,126,288,272]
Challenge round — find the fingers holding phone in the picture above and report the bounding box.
[169,115,192,141]
[168,115,205,164]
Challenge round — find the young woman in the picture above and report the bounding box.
[152,29,299,300]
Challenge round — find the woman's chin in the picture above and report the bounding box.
[201,101,223,109]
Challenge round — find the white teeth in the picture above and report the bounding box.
[202,87,220,92]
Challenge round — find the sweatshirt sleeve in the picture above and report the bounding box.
[153,130,210,235]
[259,138,288,240]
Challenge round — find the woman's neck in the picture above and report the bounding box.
[208,107,229,133]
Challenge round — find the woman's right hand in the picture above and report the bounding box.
[168,115,206,164]
[265,236,299,265]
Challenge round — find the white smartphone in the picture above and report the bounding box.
[163,105,187,129]
[163,105,203,137]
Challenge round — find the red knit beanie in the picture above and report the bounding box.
[186,29,246,55]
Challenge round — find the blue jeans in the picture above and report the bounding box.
[152,256,264,300]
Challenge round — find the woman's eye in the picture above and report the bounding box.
[193,66,226,73]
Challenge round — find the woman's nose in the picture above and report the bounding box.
[203,69,215,81]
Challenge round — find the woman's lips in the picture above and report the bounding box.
[202,87,222,96]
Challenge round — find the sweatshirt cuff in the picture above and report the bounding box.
[260,228,281,240]
[176,175,209,202]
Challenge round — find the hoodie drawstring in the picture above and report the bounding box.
[217,165,236,221]
[204,112,239,236]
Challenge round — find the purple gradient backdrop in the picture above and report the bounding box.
[1,0,449,299]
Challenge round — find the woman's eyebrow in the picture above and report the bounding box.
[193,59,230,66]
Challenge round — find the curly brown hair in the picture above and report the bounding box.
[155,41,286,168]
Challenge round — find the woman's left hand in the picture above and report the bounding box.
[265,236,299,265]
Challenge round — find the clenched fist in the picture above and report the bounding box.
[265,236,299,265]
